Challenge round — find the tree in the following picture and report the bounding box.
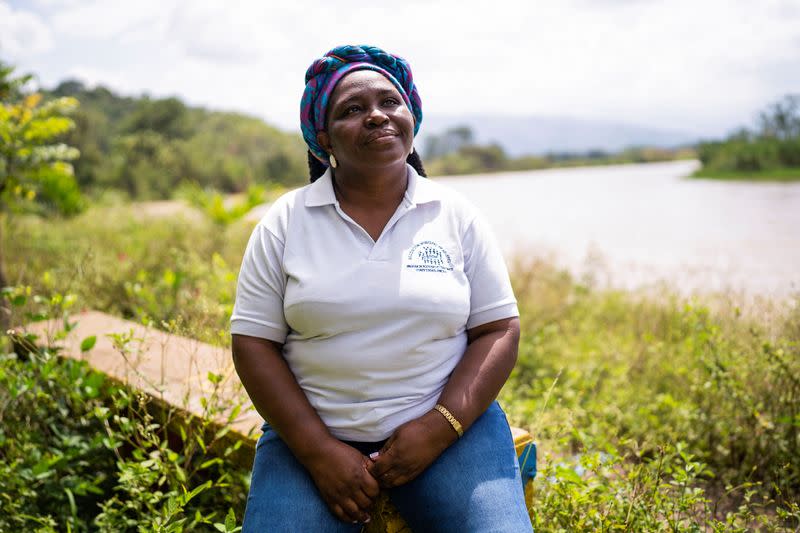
[424,125,475,159]
[122,97,191,140]
[0,62,83,325]
[758,94,800,140]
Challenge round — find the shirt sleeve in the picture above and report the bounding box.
[230,223,289,343]
[462,211,519,329]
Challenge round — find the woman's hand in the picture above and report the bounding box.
[304,438,381,524]
[233,335,379,522]
[367,410,458,488]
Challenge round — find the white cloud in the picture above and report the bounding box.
[28,0,85,7]
[6,0,799,136]
[0,2,54,57]
[48,0,171,40]
[395,0,800,133]
[65,65,132,92]
[165,2,273,63]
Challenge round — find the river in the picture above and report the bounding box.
[438,160,800,297]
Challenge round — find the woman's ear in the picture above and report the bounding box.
[317,131,332,154]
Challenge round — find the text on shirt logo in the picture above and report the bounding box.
[405,241,454,273]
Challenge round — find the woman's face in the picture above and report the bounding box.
[318,69,415,171]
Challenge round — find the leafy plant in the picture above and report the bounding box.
[1,286,249,531]
[0,62,83,216]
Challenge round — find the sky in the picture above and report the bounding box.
[2,0,799,138]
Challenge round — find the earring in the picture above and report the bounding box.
[410,146,415,155]
[329,154,338,168]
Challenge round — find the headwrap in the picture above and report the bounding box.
[300,44,423,165]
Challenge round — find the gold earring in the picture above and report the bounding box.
[329,154,338,168]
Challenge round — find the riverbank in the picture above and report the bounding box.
[3,205,799,530]
[692,166,800,182]
[426,148,696,177]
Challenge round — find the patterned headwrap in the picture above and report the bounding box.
[300,44,423,165]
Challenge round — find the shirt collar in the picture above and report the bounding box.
[304,164,440,207]
[404,164,439,206]
[304,167,336,207]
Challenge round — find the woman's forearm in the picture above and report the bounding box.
[231,334,335,466]
[366,316,521,487]
[436,317,520,433]
[233,334,381,522]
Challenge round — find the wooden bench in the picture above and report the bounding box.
[26,310,536,531]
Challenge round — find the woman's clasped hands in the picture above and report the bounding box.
[368,410,458,489]
[305,439,380,524]
[306,410,458,523]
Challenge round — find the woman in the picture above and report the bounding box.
[231,44,532,532]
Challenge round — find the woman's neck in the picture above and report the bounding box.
[331,161,408,210]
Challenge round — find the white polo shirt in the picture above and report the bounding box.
[231,164,518,441]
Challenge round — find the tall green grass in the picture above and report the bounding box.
[3,206,799,531]
[502,260,799,530]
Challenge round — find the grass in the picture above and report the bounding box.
[501,259,800,530]
[2,205,800,531]
[691,167,800,182]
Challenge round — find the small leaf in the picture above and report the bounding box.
[23,93,43,108]
[225,508,237,530]
[556,465,585,485]
[80,336,97,352]
[199,457,222,470]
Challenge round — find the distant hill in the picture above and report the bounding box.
[417,114,699,157]
[45,80,308,199]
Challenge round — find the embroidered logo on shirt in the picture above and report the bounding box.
[406,241,454,273]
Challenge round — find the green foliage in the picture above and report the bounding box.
[121,97,192,140]
[45,79,308,199]
[502,260,800,529]
[529,442,790,531]
[0,64,84,216]
[1,288,249,532]
[428,143,510,175]
[177,182,283,227]
[424,125,693,177]
[695,94,800,180]
[758,94,800,140]
[423,126,474,159]
[5,206,246,345]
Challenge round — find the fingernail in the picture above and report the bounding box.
[369,452,379,459]
[365,517,371,523]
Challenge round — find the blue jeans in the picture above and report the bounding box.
[243,401,533,532]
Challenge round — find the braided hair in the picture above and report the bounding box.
[307,150,427,183]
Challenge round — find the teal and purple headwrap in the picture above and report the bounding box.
[300,44,423,165]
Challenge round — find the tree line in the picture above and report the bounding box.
[49,80,309,200]
[421,125,694,177]
[696,94,800,177]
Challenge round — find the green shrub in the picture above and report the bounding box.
[1,288,249,532]
[502,260,800,529]
[695,94,800,179]
[5,207,248,345]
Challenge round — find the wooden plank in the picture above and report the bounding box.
[26,310,260,465]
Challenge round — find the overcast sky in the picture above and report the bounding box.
[2,0,799,138]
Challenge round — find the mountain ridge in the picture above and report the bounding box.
[417,114,701,157]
